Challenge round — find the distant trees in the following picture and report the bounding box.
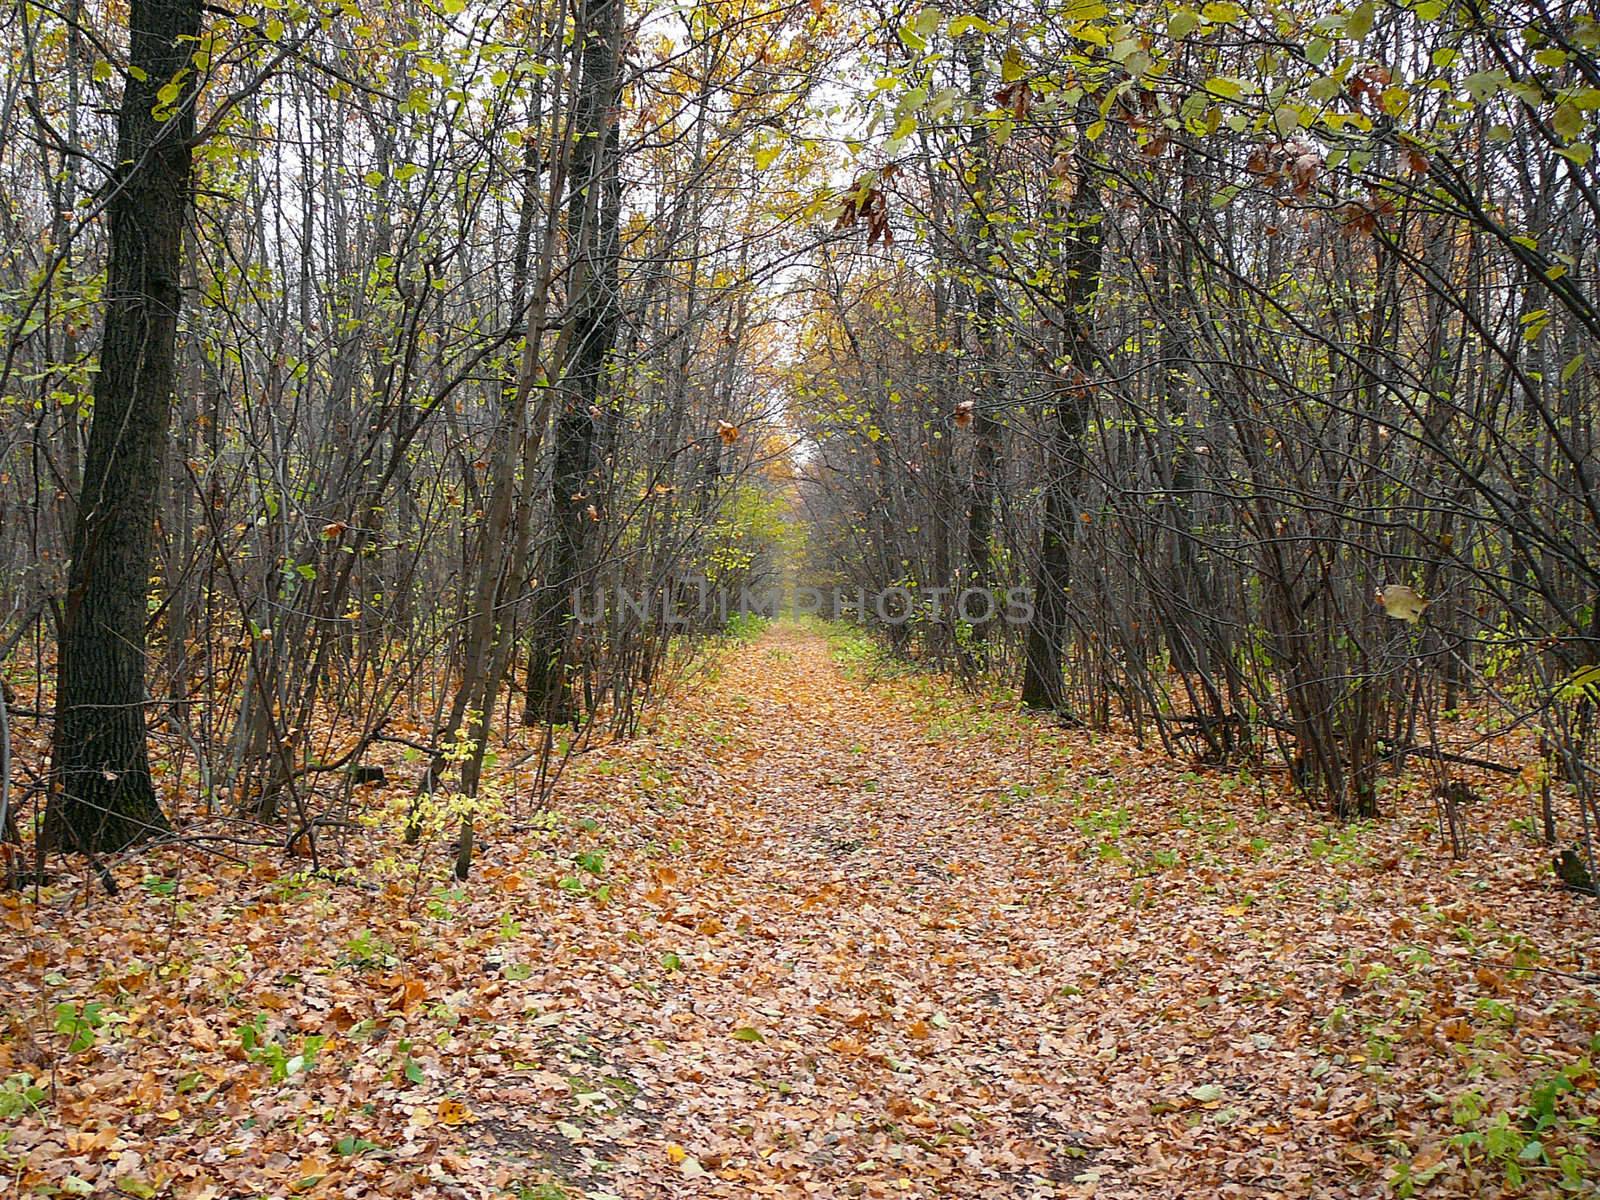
[0,0,826,869]
[4,0,1599,879]
[794,0,1600,857]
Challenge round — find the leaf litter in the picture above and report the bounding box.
[2,624,1598,1198]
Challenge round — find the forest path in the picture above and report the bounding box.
[9,625,1594,1200]
[491,622,1406,1199]
[595,623,1112,1193]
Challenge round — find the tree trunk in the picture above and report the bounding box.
[959,12,1000,652]
[1021,174,1102,711]
[45,0,200,852]
[525,0,624,726]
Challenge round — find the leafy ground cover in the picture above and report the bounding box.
[2,624,1597,1198]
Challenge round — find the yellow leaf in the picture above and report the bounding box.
[437,1097,472,1126]
[1559,664,1600,707]
[1001,45,1026,83]
[665,1142,688,1163]
[1376,583,1428,623]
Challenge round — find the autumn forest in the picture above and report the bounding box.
[1,0,1599,1193]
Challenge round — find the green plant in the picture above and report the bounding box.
[238,1014,328,1083]
[0,1073,47,1120]
[1415,1068,1600,1194]
[724,611,769,641]
[515,1183,575,1200]
[339,929,397,969]
[54,1001,106,1053]
[1308,823,1374,867]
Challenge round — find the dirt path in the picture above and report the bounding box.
[592,625,1113,1193]
[6,624,1596,1200]
[459,625,1595,1199]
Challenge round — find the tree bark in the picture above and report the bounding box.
[1021,175,1102,711]
[959,12,1000,652]
[45,0,200,852]
[525,0,624,726]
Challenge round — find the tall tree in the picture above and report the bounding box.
[1020,171,1103,711]
[44,0,201,852]
[525,0,625,725]
[957,10,1000,654]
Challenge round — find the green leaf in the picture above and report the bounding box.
[928,87,962,118]
[265,17,285,41]
[1559,141,1594,167]
[1462,71,1503,103]
[1189,1083,1224,1102]
[1552,102,1585,140]
[1344,2,1374,39]
[1203,76,1244,100]
[92,61,113,83]
[1167,9,1199,38]
[731,1026,765,1042]
[1308,76,1342,102]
